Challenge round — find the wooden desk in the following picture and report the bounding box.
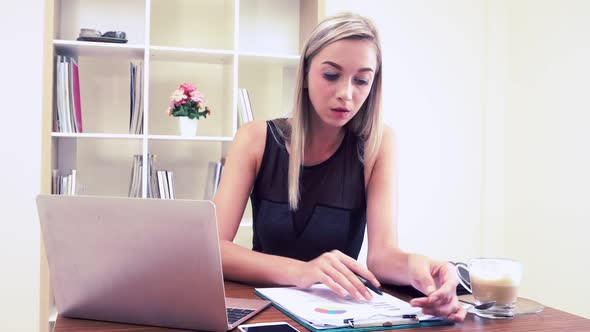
[53,281,590,332]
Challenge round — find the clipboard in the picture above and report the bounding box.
[254,287,453,332]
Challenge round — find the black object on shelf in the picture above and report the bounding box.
[77,29,127,44]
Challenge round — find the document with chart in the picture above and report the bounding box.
[255,284,438,329]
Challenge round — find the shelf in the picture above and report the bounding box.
[150,0,234,51]
[54,40,145,59]
[51,132,143,140]
[149,46,234,64]
[238,52,300,67]
[148,135,233,142]
[44,1,321,330]
[239,0,301,55]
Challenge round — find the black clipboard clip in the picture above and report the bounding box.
[344,315,419,328]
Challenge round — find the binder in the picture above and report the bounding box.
[255,286,453,332]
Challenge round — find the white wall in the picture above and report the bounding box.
[502,0,590,319]
[325,0,486,262]
[327,0,590,319]
[0,0,44,331]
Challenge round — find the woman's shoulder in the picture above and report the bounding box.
[234,120,268,150]
[358,124,395,157]
[363,124,395,182]
[235,118,289,141]
[381,124,395,145]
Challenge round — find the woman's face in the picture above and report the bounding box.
[306,39,377,128]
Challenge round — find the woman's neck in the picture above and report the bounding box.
[304,117,346,165]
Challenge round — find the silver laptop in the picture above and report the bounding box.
[36,194,270,331]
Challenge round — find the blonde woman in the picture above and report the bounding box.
[214,13,466,322]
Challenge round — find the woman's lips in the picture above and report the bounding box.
[330,108,351,118]
[331,107,350,113]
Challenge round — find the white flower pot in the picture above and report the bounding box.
[178,117,198,136]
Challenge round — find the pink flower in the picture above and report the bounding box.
[170,89,186,103]
[180,83,196,93]
[190,90,205,104]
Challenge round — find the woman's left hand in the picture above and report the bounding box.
[407,254,466,322]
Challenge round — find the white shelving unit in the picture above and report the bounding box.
[47,0,320,200]
[41,0,323,330]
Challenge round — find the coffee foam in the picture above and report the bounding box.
[471,274,519,286]
[470,264,521,285]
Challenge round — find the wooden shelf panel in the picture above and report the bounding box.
[238,52,300,67]
[149,46,234,64]
[148,135,233,142]
[54,40,145,59]
[51,132,143,139]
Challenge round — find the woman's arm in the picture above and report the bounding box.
[364,126,466,322]
[214,121,297,285]
[364,126,409,284]
[214,121,378,301]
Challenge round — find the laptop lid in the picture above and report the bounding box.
[36,194,267,331]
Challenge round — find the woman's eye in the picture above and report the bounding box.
[355,78,370,86]
[323,73,339,81]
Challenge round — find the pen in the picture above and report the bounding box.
[355,274,383,295]
[346,315,419,328]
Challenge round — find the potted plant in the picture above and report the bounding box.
[167,83,211,136]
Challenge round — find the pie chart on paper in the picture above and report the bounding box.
[314,307,347,315]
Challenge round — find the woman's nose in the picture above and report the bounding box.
[337,79,353,101]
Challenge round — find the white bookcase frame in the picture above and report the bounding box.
[41,0,324,330]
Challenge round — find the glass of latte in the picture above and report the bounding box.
[456,258,522,319]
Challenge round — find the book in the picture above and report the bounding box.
[255,285,452,332]
[161,171,170,199]
[66,58,77,133]
[128,155,142,198]
[51,169,77,195]
[237,88,254,125]
[238,88,249,125]
[129,154,163,198]
[55,56,66,132]
[71,59,83,132]
[150,162,160,199]
[70,169,77,195]
[63,57,73,133]
[51,169,59,194]
[157,170,166,199]
[129,61,144,134]
[146,154,155,198]
[242,88,254,122]
[54,55,83,133]
[204,161,223,200]
[166,171,175,200]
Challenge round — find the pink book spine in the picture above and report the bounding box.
[73,61,83,133]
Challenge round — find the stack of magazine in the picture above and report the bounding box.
[128,154,175,199]
[51,169,77,195]
[129,154,157,198]
[129,61,144,134]
[237,88,254,125]
[54,55,83,133]
[203,160,224,200]
[156,170,175,199]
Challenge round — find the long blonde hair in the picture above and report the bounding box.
[284,12,384,210]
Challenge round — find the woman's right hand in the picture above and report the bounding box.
[292,249,380,301]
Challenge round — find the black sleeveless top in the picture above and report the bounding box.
[250,119,367,262]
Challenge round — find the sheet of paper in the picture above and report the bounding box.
[256,284,425,329]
